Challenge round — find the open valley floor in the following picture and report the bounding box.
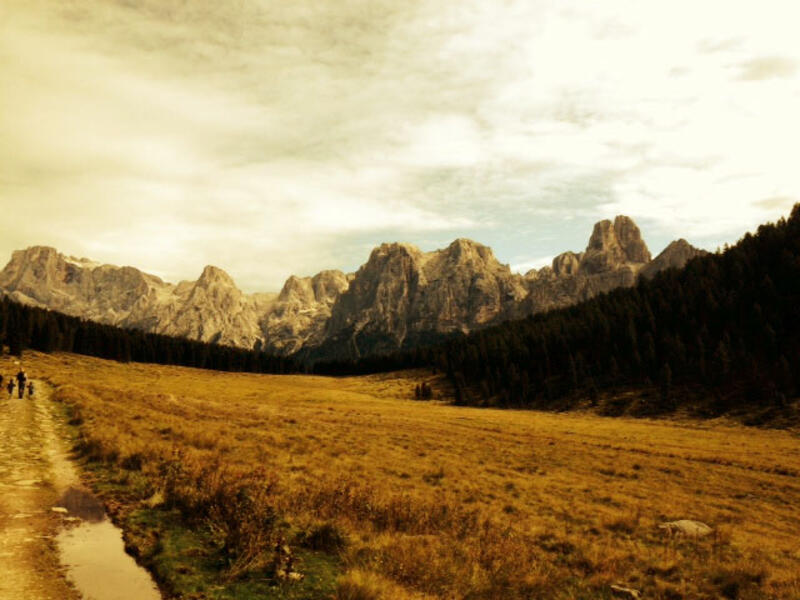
[4,351,799,599]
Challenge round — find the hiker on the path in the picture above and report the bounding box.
[27,381,34,398]
[7,379,15,398]
[16,370,27,399]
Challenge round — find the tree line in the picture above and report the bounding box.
[316,204,800,417]
[0,298,298,374]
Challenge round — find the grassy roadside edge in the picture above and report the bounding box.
[47,380,344,600]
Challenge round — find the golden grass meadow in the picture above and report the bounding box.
[13,351,800,599]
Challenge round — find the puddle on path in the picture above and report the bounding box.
[56,487,161,600]
[56,487,106,522]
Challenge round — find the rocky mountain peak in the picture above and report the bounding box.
[586,219,618,251]
[318,235,530,359]
[278,275,313,303]
[310,270,350,302]
[1,246,61,280]
[370,242,424,263]
[613,215,651,263]
[0,246,94,293]
[263,269,351,355]
[552,251,583,277]
[639,238,706,280]
[580,216,650,275]
[196,265,235,288]
[355,243,425,286]
[666,238,692,251]
[17,245,59,262]
[444,238,495,263]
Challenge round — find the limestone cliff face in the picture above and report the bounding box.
[320,239,528,357]
[325,242,425,352]
[0,247,169,322]
[552,251,583,277]
[0,216,705,360]
[415,239,528,331]
[152,266,268,348]
[261,270,351,354]
[0,247,271,349]
[579,216,651,275]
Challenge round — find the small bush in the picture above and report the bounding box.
[160,456,281,579]
[121,452,144,471]
[712,567,766,599]
[74,436,107,462]
[301,522,348,554]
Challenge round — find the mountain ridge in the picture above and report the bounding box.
[0,217,706,358]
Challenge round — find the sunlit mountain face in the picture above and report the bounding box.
[0,215,704,358]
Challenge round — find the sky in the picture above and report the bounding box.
[1,0,799,292]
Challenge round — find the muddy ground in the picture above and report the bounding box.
[0,381,82,599]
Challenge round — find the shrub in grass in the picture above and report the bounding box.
[301,522,348,554]
[161,455,282,579]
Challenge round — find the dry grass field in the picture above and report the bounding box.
[11,351,800,599]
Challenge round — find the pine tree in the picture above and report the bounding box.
[659,363,672,409]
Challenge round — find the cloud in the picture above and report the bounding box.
[738,56,797,80]
[697,38,743,54]
[755,196,798,211]
[1,0,799,291]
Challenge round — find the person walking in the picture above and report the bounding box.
[16,369,27,400]
[27,381,34,398]
[7,379,15,398]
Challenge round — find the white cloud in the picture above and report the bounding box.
[1,0,799,290]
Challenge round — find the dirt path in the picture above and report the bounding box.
[0,381,81,599]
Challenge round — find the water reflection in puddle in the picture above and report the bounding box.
[56,487,161,600]
[57,487,106,522]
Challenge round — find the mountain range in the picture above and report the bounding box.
[0,216,704,360]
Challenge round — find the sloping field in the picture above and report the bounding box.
[16,351,800,599]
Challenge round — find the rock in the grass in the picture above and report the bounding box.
[50,506,68,514]
[145,490,165,508]
[658,519,713,538]
[276,568,304,583]
[610,584,642,599]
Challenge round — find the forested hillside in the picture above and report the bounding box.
[319,205,800,419]
[0,298,297,374]
[437,204,800,415]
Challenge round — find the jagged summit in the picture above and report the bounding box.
[613,215,651,263]
[0,216,704,359]
[640,238,707,280]
[579,215,651,275]
[441,238,497,266]
[195,265,236,289]
[552,251,583,277]
[265,270,350,354]
[320,233,526,357]
[278,275,313,303]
